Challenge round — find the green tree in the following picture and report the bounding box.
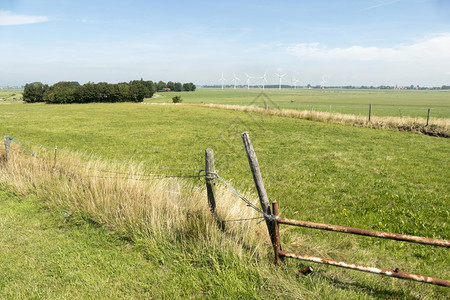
[23,82,48,103]
[156,81,166,92]
[129,80,149,102]
[44,81,80,104]
[183,82,196,91]
[117,82,131,102]
[166,81,175,91]
[174,82,182,92]
[77,82,98,103]
[141,80,156,97]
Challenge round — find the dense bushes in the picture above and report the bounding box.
[156,81,196,92]
[23,79,196,104]
[22,82,48,103]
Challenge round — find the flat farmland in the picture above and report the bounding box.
[148,88,450,119]
[0,101,449,299]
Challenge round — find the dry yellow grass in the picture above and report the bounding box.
[199,104,450,137]
[0,145,269,258]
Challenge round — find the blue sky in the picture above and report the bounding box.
[1,0,450,87]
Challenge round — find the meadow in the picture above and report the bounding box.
[150,88,450,119]
[0,88,22,102]
[0,95,449,298]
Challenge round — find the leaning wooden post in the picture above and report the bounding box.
[368,104,372,122]
[241,132,274,240]
[205,148,217,214]
[426,108,431,126]
[4,136,11,161]
[272,202,281,264]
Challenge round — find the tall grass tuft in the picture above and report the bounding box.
[0,145,269,259]
[200,104,450,138]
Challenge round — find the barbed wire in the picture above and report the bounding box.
[6,135,274,222]
[8,136,201,173]
[10,138,36,156]
[208,172,275,221]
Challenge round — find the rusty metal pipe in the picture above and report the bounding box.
[272,202,281,264]
[279,251,450,287]
[277,217,449,247]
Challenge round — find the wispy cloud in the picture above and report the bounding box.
[76,19,96,24]
[361,0,402,11]
[286,33,450,62]
[0,10,49,26]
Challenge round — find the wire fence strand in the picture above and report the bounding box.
[6,135,272,222]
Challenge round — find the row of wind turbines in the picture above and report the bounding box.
[218,73,328,90]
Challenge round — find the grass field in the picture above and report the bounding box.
[0,101,449,298]
[0,89,22,103]
[148,88,450,119]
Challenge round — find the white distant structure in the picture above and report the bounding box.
[260,72,268,90]
[218,73,227,89]
[245,73,254,89]
[321,75,328,89]
[275,73,287,90]
[230,73,240,89]
[292,77,300,89]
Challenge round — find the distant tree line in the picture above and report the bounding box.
[23,80,196,104]
[155,81,196,92]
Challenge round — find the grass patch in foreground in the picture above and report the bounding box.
[0,187,301,299]
[0,102,449,298]
[1,154,443,299]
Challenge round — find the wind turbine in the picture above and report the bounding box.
[245,73,254,89]
[292,77,300,89]
[218,73,227,90]
[275,73,287,90]
[230,73,240,89]
[321,75,328,89]
[260,72,268,90]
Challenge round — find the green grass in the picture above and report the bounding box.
[149,88,450,119]
[0,102,449,298]
[0,187,299,299]
[0,89,23,103]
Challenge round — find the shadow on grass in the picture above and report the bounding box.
[313,269,422,300]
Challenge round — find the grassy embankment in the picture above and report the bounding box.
[0,101,449,299]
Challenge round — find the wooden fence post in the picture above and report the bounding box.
[241,132,274,240]
[426,108,431,126]
[369,104,372,122]
[205,148,217,214]
[4,136,11,161]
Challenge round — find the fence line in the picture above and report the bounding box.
[3,135,264,219]
[6,135,202,177]
[3,134,449,288]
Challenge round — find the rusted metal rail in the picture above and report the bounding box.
[276,217,449,247]
[279,251,450,287]
[272,202,450,287]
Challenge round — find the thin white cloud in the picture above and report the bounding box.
[287,33,450,62]
[76,19,96,24]
[361,0,402,11]
[0,10,48,26]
